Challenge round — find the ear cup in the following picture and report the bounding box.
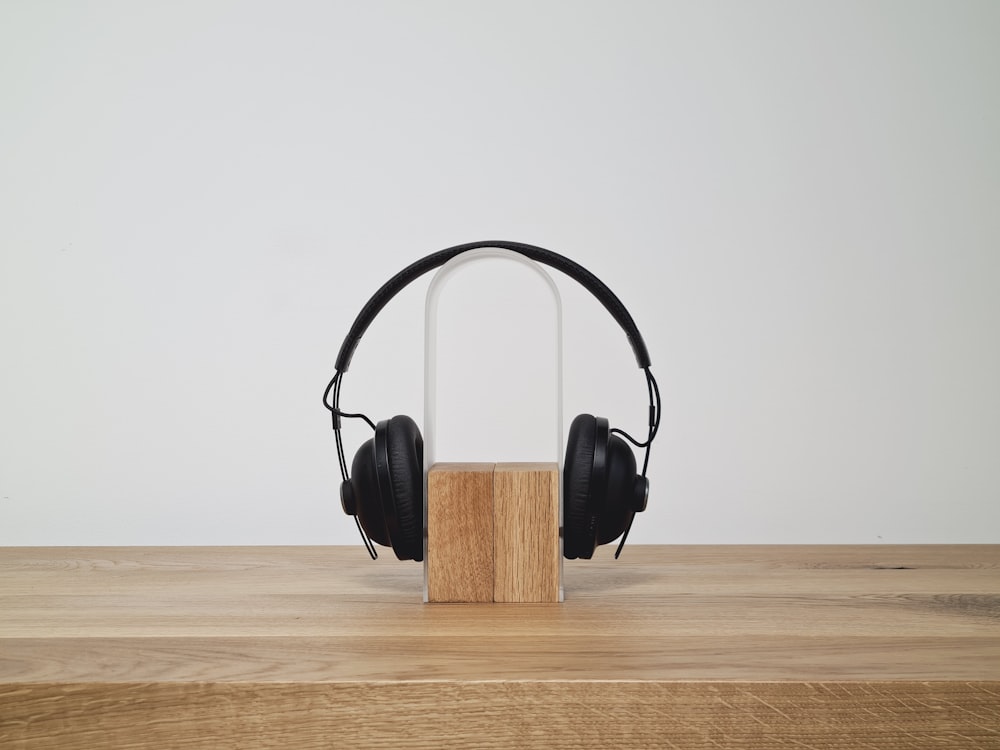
[348,438,391,547]
[563,414,605,560]
[379,415,424,562]
[596,433,638,545]
[564,414,644,558]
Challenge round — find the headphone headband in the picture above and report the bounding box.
[335,240,652,372]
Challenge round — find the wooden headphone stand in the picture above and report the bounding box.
[426,462,561,602]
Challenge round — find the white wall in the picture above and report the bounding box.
[2,1,998,546]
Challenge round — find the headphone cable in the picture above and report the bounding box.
[323,371,379,559]
[612,368,660,559]
[609,367,661,475]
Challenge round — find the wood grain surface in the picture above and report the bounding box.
[426,462,494,602]
[493,462,560,602]
[1,545,999,748]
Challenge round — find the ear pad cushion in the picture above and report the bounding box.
[350,438,391,547]
[384,415,424,562]
[597,433,638,545]
[564,414,598,560]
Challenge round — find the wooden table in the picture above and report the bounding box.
[1,545,998,748]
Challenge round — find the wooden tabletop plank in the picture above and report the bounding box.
[2,634,999,682]
[4,681,999,750]
[2,546,998,641]
[2,545,998,748]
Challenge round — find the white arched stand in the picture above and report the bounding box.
[422,249,564,602]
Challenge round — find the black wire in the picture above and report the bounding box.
[355,516,378,560]
[641,368,661,476]
[609,369,660,445]
[323,372,377,432]
[613,367,661,559]
[324,370,378,559]
[321,372,338,412]
[614,519,633,559]
[609,428,651,448]
[337,410,377,432]
[332,374,349,480]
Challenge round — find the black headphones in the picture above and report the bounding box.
[323,241,660,562]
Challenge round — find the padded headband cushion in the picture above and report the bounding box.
[334,241,651,372]
[564,414,599,560]
[385,415,424,562]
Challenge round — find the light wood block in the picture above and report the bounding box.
[426,462,494,602]
[493,462,560,602]
[427,462,559,603]
[1,545,999,748]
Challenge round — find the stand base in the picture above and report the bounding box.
[427,462,560,603]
